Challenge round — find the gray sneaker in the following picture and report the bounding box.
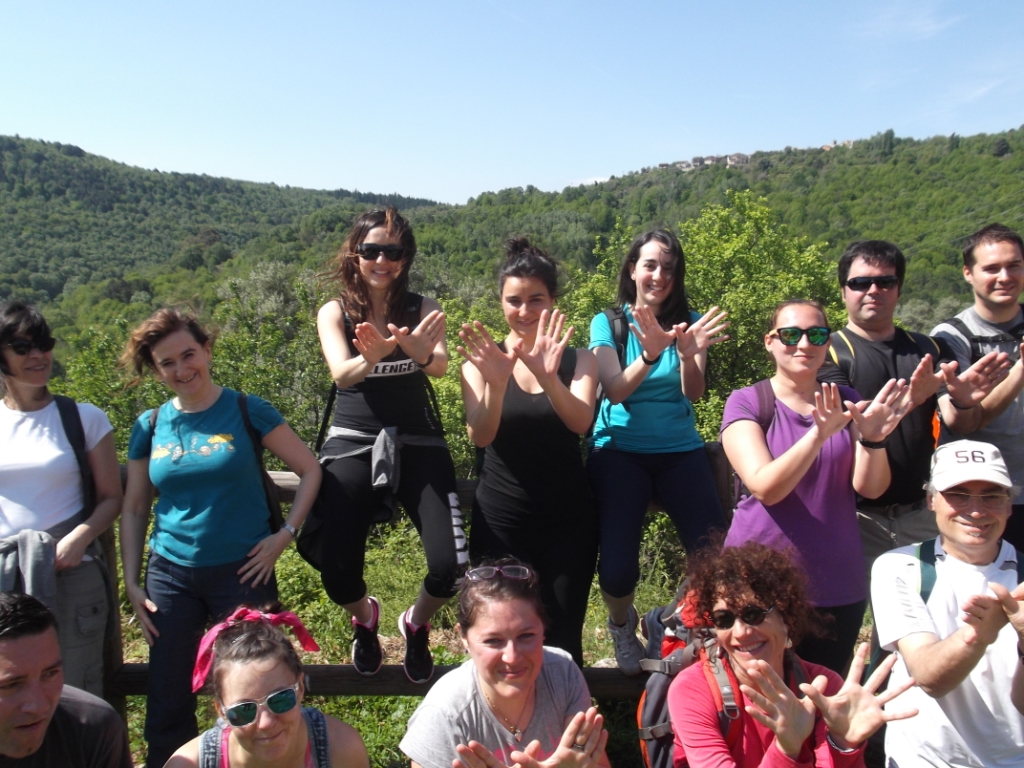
[608,606,645,676]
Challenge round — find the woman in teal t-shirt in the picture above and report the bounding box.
[119,308,322,768]
[588,229,729,676]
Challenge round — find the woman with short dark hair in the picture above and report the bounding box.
[0,300,122,695]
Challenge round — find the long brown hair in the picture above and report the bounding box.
[325,207,416,324]
[617,229,691,329]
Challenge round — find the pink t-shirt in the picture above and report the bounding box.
[668,658,865,768]
[721,383,866,607]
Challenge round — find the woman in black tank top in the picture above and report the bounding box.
[315,208,465,685]
[459,238,599,664]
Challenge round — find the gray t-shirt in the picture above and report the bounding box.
[932,306,1024,504]
[400,647,591,768]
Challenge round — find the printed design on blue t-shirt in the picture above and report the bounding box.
[151,433,237,462]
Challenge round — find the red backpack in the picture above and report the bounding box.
[636,583,743,768]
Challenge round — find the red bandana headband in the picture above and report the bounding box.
[192,607,320,692]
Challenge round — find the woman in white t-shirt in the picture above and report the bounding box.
[0,300,122,695]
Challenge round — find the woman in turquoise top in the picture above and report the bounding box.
[588,229,729,676]
[119,308,322,768]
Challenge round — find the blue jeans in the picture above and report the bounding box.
[588,447,726,598]
[143,553,278,768]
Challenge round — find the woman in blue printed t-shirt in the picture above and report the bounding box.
[588,229,730,676]
[119,308,322,768]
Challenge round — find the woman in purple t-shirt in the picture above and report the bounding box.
[720,300,909,674]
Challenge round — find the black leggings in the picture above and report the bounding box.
[318,445,467,606]
[469,505,598,666]
[795,599,867,676]
[588,447,726,598]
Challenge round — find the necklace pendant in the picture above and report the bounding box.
[512,727,523,743]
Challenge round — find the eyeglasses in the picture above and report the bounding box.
[710,605,774,630]
[2,338,56,355]
[940,491,1011,510]
[222,682,300,727]
[466,565,533,582]
[843,275,899,292]
[356,243,405,262]
[770,327,831,346]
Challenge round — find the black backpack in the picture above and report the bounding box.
[942,306,1024,364]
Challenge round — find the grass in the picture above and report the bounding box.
[119,511,689,767]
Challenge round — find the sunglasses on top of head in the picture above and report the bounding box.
[221,682,300,727]
[709,605,774,630]
[2,338,56,355]
[770,326,831,346]
[465,564,533,582]
[356,243,405,262]
[843,275,899,292]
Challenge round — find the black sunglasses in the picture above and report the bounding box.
[710,605,774,630]
[770,326,831,346]
[222,683,299,727]
[2,338,56,355]
[466,564,533,582]
[356,243,405,262]
[844,275,899,292]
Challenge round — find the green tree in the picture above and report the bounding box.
[679,190,840,439]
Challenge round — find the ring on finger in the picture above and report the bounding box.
[572,743,587,752]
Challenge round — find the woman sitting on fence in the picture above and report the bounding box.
[720,299,909,674]
[120,308,321,768]
[0,300,122,695]
[166,602,368,768]
[459,237,598,665]
[400,557,609,768]
[668,541,916,767]
[315,206,464,684]
[588,229,730,675]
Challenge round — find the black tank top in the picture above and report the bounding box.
[329,293,442,436]
[476,347,593,523]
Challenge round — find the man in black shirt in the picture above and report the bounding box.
[818,240,1009,577]
[0,592,132,768]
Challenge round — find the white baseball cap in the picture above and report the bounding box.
[930,440,1013,492]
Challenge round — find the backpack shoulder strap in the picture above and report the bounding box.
[829,329,857,380]
[53,395,96,518]
[943,317,994,365]
[903,329,941,358]
[701,646,742,743]
[604,307,629,370]
[752,378,776,435]
[918,538,938,604]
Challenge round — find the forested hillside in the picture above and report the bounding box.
[2,126,1022,332]
[0,136,437,303]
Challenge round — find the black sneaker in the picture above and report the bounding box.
[398,608,434,683]
[351,596,383,676]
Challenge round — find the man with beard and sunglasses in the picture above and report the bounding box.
[818,241,1009,581]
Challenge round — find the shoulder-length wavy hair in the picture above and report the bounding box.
[616,229,690,329]
[324,207,416,325]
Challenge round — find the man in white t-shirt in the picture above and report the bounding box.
[872,440,1024,767]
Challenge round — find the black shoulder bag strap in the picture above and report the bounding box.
[827,329,857,383]
[237,393,285,533]
[54,395,96,519]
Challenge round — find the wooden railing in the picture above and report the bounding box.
[103,471,648,716]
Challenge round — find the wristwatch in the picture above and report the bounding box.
[282,523,298,540]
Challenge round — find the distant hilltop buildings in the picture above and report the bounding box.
[650,140,854,174]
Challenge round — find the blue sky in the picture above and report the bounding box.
[2,0,1022,204]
